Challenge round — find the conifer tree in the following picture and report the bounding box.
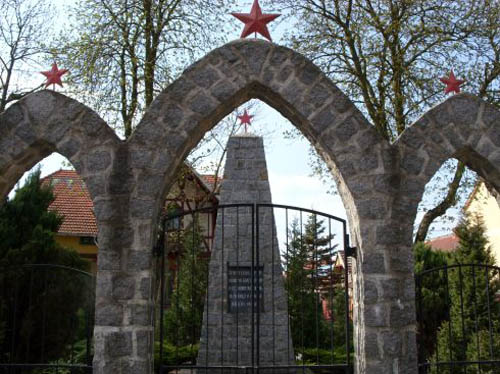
[431,216,500,373]
[283,215,338,353]
[414,241,449,362]
[162,221,208,349]
[0,170,90,365]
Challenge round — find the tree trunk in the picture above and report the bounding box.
[414,161,466,243]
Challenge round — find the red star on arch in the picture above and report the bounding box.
[40,62,69,89]
[440,70,465,95]
[231,0,280,42]
[237,110,253,132]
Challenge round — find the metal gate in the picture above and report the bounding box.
[0,264,95,374]
[155,203,354,374]
[415,263,500,373]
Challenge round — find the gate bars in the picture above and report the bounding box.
[155,203,355,374]
[415,263,500,374]
[0,264,95,374]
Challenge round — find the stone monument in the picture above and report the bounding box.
[197,134,294,372]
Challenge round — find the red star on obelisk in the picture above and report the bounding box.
[440,70,465,94]
[231,0,280,42]
[40,62,69,89]
[237,110,254,132]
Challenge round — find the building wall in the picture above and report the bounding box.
[55,235,98,273]
[466,182,500,266]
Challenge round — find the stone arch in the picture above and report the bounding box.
[129,39,393,241]
[127,39,418,374]
[397,94,500,222]
[0,90,121,225]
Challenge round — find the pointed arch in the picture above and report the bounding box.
[129,39,392,231]
[0,90,121,206]
[397,94,500,198]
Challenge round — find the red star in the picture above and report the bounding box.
[40,62,69,89]
[237,110,254,132]
[231,0,280,42]
[440,70,465,95]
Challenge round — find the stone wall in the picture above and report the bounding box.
[1,39,500,374]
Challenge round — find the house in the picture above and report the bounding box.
[42,170,99,272]
[426,181,500,265]
[42,167,220,273]
[328,250,354,319]
[463,181,500,265]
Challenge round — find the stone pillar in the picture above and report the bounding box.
[197,134,294,372]
[92,144,154,374]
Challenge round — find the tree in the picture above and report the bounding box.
[0,0,53,112]
[430,216,500,373]
[162,220,209,349]
[56,0,236,138]
[283,215,338,353]
[413,241,449,363]
[0,170,91,365]
[276,0,500,242]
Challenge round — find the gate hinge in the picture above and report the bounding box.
[345,246,357,258]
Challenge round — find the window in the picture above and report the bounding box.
[79,236,96,245]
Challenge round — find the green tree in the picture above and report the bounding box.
[0,170,91,365]
[162,220,209,349]
[57,0,236,137]
[283,215,339,354]
[413,241,449,363]
[431,216,500,373]
[277,0,500,242]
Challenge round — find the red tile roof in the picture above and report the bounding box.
[41,170,97,236]
[426,234,459,252]
[40,169,218,237]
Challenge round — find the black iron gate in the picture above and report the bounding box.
[416,263,500,373]
[155,203,354,374]
[0,264,95,374]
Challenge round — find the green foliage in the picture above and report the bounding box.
[154,341,198,369]
[422,216,500,372]
[277,0,500,241]
[297,346,349,365]
[283,214,351,357]
[0,170,92,365]
[162,220,209,348]
[56,0,237,137]
[465,322,500,373]
[414,242,450,361]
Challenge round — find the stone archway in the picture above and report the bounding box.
[128,39,410,374]
[1,39,500,374]
[0,91,120,199]
[0,91,130,372]
[398,94,500,191]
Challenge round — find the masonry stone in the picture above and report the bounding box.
[0,39,499,374]
[197,135,294,373]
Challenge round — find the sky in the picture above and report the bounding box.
[17,0,347,218]
[9,0,465,240]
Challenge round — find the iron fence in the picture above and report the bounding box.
[0,264,95,374]
[416,263,500,374]
[154,203,354,374]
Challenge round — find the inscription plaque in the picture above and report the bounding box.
[227,265,264,313]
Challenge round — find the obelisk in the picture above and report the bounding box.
[197,134,294,373]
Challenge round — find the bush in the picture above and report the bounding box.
[154,341,199,369]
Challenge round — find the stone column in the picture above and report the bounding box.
[92,144,154,374]
[197,134,294,373]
